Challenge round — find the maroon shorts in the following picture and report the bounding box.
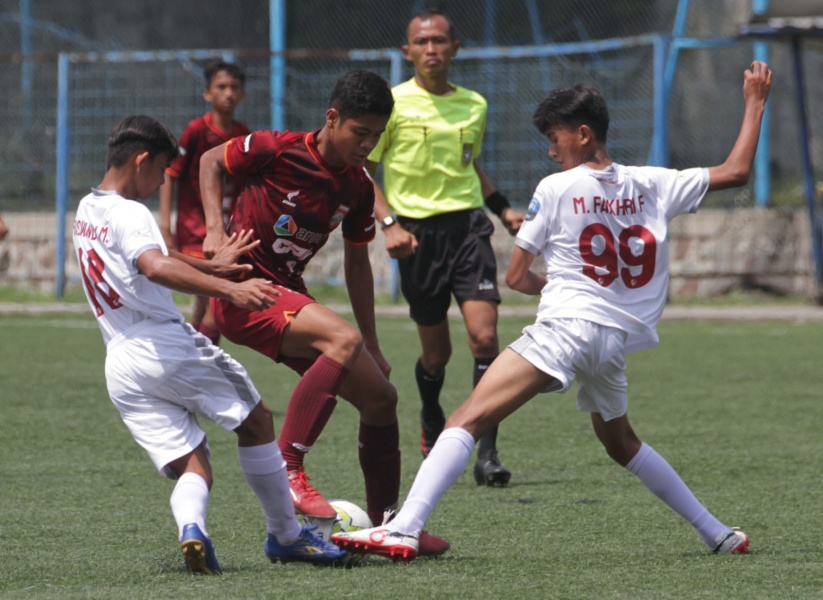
[210,285,316,374]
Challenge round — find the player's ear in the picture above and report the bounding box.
[326,108,340,129]
[401,43,412,61]
[449,39,460,58]
[134,151,150,168]
[578,124,593,145]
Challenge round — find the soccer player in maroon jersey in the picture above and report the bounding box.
[159,61,250,344]
[199,70,450,556]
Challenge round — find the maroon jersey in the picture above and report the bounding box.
[166,112,250,253]
[224,129,376,293]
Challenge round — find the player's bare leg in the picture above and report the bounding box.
[338,349,399,527]
[591,412,749,554]
[460,299,511,486]
[332,350,549,562]
[416,319,451,457]
[277,302,364,519]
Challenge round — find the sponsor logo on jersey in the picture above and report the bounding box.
[178,146,187,156]
[283,190,300,207]
[526,197,540,221]
[478,279,495,291]
[274,214,297,237]
[295,228,327,245]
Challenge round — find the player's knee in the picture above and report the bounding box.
[467,329,498,356]
[235,402,275,444]
[601,438,636,467]
[359,379,398,418]
[329,324,364,363]
[421,349,450,374]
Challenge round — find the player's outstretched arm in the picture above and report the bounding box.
[707,61,772,192]
[137,248,278,310]
[505,246,544,295]
[199,143,231,257]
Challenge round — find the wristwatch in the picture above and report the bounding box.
[380,216,397,230]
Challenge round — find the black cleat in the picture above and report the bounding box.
[419,407,445,458]
[473,451,511,487]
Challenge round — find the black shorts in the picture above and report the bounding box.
[397,208,500,326]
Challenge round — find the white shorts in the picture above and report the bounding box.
[508,318,629,421]
[105,320,261,478]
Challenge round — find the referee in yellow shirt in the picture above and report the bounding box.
[367,9,524,486]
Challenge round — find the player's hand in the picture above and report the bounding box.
[384,224,418,259]
[500,207,525,236]
[209,229,259,276]
[228,278,280,310]
[743,61,772,106]
[202,229,229,259]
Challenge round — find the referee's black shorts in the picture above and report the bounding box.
[397,208,500,326]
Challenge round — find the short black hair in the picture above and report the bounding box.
[106,115,178,170]
[203,60,246,87]
[532,84,610,143]
[328,70,394,121]
[407,8,456,42]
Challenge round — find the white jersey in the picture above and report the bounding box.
[516,163,709,353]
[73,188,184,345]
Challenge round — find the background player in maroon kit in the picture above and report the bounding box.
[199,70,449,556]
[159,61,250,344]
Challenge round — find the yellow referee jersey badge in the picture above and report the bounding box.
[462,143,473,165]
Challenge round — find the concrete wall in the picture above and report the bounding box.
[0,209,815,300]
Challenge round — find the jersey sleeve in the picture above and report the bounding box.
[342,178,377,245]
[224,131,278,176]
[114,202,164,267]
[654,167,710,220]
[514,180,552,255]
[166,121,198,178]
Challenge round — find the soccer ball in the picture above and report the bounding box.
[329,499,372,565]
[330,499,372,533]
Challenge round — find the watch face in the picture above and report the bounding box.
[381,216,395,228]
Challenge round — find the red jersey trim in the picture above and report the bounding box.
[204,112,234,139]
[304,131,350,175]
[224,142,237,176]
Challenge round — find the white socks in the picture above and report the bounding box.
[238,442,302,545]
[170,472,210,539]
[392,427,476,534]
[626,442,729,547]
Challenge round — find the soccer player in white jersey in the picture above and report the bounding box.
[332,61,772,562]
[73,115,347,573]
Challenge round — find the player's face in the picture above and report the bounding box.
[135,153,171,200]
[403,15,458,78]
[204,71,244,116]
[326,111,389,167]
[546,125,590,171]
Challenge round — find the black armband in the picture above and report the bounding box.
[484,191,511,218]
